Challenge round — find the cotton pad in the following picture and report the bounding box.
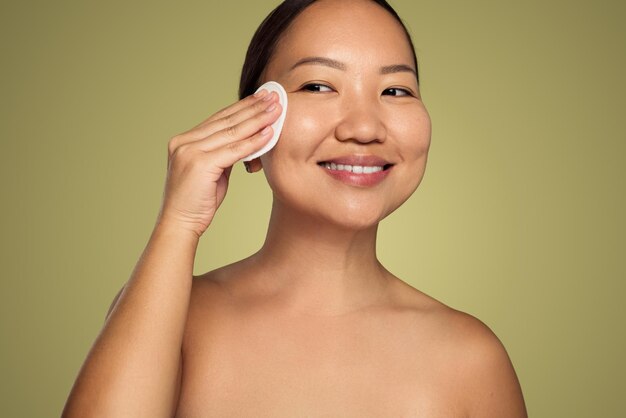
[242,81,288,162]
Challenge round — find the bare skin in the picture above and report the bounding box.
[177,262,525,417]
[63,0,526,417]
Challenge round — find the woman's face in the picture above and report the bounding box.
[259,0,431,229]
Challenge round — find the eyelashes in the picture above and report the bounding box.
[301,83,414,97]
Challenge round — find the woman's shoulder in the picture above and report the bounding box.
[188,263,241,306]
[187,257,264,312]
[391,278,511,364]
[390,277,498,341]
[391,278,526,416]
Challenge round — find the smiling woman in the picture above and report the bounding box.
[251,1,431,232]
[62,1,527,417]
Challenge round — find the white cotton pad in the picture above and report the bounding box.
[242,81,288,162]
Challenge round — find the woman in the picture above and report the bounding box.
[63,0,527,416]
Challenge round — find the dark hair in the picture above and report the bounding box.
[238,0,419,99]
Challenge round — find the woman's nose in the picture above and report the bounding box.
[334,95,387,144]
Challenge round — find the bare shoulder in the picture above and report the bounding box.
[392,280,528,418]
[186,258,257,312]
[188,264,236,306]
[452,312,527,417]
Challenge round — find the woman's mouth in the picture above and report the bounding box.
[316,161,394,187]
[316,161,393,174]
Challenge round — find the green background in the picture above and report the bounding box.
[1,0,624,416]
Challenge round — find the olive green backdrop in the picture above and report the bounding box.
[1,0,624,416]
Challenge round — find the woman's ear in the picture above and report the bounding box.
[244,157,263,173]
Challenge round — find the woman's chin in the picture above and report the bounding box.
[306,213,382,232]
[287,199,392,231]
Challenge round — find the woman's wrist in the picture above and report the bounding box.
[153,217,203,245]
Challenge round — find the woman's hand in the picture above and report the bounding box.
[156,89,281,238]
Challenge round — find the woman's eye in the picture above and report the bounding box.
[302,83,333,93]
[383,88,412,97]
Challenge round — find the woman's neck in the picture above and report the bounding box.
[245,199,392,316]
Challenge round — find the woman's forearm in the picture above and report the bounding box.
[62,222,198,418]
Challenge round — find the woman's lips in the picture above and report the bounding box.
[317,161,393,187]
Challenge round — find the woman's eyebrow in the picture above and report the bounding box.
[380,64,416,76]
[289,56,416,76]
[290,56,346,71]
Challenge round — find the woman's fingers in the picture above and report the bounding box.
[168,91,277,156]
[192,92,277,140]
[192,90,273,135]
[202,124,274,170]
[190,101,281,154]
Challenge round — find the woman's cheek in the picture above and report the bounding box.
[261,98,326,184]
[416,107,432,150]
[276,97,335,160]
[397,108,431,160]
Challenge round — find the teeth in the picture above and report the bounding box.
[321,162,384,173]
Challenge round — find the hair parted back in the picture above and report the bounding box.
[238,0,419,100]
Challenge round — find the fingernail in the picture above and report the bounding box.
[262,91,275,101]
[254,89,268,98]
[261,126,271,136]
[265,103,277,112]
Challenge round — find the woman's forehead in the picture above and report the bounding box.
[268,1,415,75]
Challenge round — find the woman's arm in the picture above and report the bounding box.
[62,89,281,418]
[62,223,198,418]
